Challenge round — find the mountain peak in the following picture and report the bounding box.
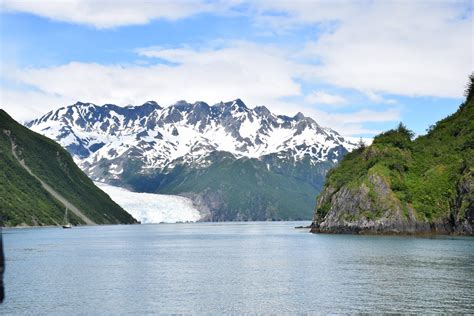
[73,101,94,107]
[217,98,249,113]
[254,105,271,117]
[192,101,210,111]
[294,112,305,121]
[232,98,246,108]
[141,100,161,108]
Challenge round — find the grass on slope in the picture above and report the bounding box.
[0,138,83,226]
[0,110,137,226]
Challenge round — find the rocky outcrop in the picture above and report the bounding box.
[311,75,474,235]
[310,172,463,234]
[452,170,474,234]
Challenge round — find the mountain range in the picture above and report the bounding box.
[27,99,355,221]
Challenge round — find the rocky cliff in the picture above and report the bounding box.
[311,75,474,235]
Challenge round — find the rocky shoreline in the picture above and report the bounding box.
[310,173,473,236]
[309,221,473,236]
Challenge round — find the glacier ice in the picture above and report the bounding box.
[95,182,201,224]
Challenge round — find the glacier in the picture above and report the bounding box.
[95,182,201,224]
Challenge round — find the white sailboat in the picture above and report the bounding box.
[62,207,72,229]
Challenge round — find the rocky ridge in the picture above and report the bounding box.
[27,99,356,221]
[27,99,354,180]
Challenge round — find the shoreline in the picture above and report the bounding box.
[310,227,474,237]
[2,220,313,229]
[1,222,142,230]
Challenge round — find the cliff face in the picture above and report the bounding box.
[312,171,472,234]
[311,76,474,235]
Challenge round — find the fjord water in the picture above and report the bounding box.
[2,222,473,314]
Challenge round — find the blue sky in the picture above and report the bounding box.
[0,1,472,138]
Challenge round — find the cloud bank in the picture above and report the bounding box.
[1,0,220,28]
[1,0,471,136]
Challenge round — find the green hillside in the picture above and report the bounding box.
[0,109,137,226]
[115,151,332,221]
[312,75,474,234]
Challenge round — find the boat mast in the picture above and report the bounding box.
[64,207,68,224]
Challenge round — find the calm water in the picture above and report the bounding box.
[1,222,473,314]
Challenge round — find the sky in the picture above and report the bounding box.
[0,0,472,138]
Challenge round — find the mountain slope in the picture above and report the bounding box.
[27,99,355,221]
[0,110,138,226]
[122,151,329,220]
[311,77,474,234]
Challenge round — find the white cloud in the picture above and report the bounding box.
[31,42,297,102]
[318,108,401,124]
[255,1,472,98]
[303,107,400,136]
[248,0,359,31]
[364,91,397,105]
[2,1,470,136]
[0,89,73,122]
[2,1,471,98]
[305,91,346,106]
[2,41,400,136]
[0,0,219,28]
[4,42,303,119]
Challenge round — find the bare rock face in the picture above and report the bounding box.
[453,170,474,234]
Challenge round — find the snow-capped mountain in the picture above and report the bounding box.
[28,99,354,174]
[27,99,355,221]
